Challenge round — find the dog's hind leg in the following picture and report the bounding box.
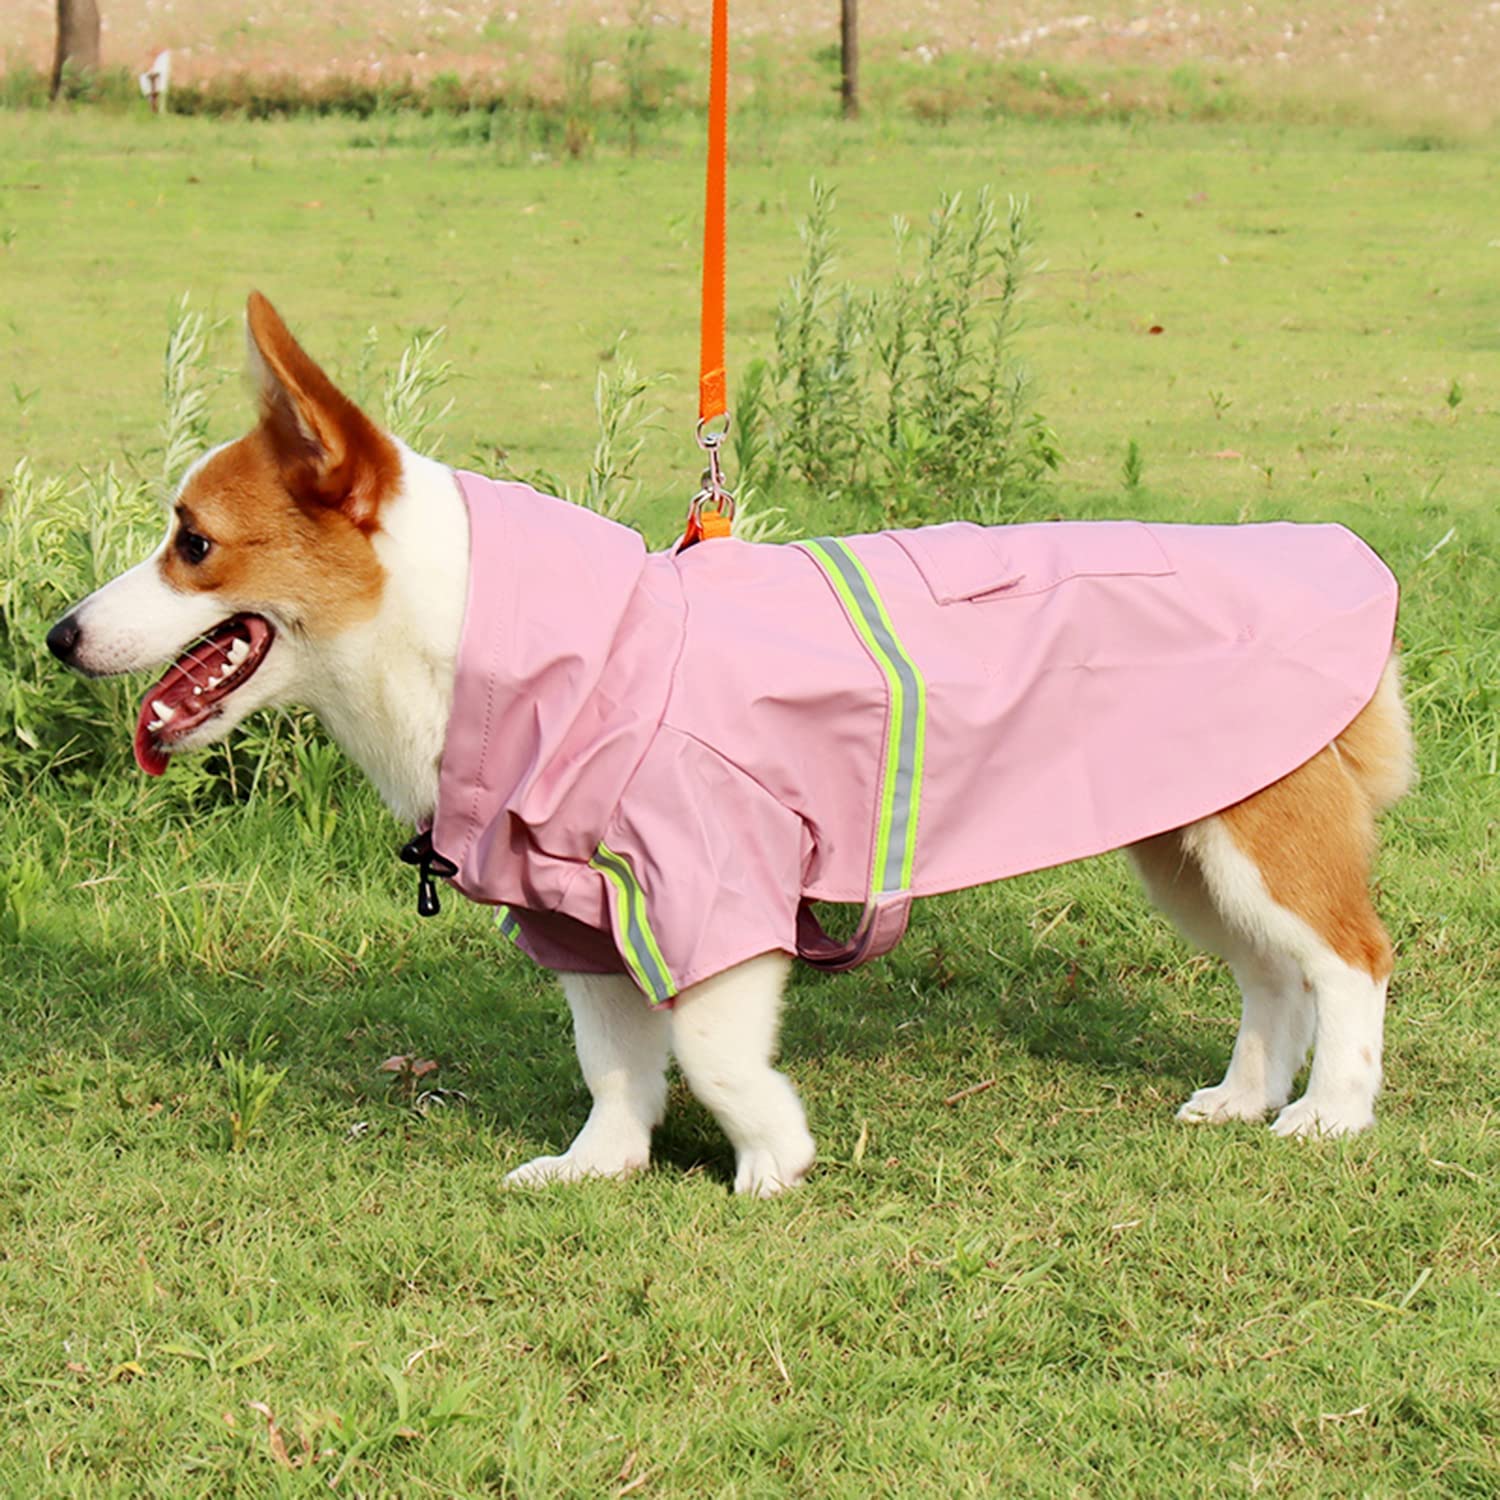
[506,971,670,1186]
[670,951,816,1197]
[1206,742,1401,1137]
[1176,800,1392,1138]
[1132,664,1410,1136]
[1129,832,1313,1123]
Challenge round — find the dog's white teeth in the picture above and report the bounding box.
[151,699,176,723]
[193,686,202,696]
[206,673,222,689]
[227,638,250,666]
[147,719,162,732]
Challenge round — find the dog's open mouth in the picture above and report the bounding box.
[133,613,275,776]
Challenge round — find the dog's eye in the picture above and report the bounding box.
[176,528,212,565]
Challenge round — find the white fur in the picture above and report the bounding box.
[1175,947,1313,1124]
[666,952,815,1196]
[505,971,670,1186]
[1131,815,1386,1137]
[508,953,815,1197]
[71,549,303,752]
[297,445,468,824]
[66,445,237,677]
[69,556,226,681]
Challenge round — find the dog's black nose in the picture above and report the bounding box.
[46,615,82,663]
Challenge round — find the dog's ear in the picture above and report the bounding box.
[245,291,398,531]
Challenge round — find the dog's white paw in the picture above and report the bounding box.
[732,1132,815,1198]
[1176,1082,1278,1125]
[505,1147,647,1188]
[1269,1095,1374,1139]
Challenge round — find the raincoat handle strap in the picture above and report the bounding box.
[795,895,911,972]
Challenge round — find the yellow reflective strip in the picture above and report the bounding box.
[591,843,675,1003]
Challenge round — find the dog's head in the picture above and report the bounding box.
[47,293,400,774]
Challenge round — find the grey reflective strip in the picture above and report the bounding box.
[591,844,676,1004]
[496,906,520,941]
[802,538,926,896]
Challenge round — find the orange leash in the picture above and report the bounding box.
[682,0,734,549]
[699,0,729,430]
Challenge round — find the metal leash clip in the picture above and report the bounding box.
[685,413,736,541]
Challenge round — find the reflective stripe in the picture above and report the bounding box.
[799,538,927,895]
[590,843,676,1004]
[496,905,520,941]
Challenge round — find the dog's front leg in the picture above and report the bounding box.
[670,952,816,1197]
[506,971,670,1186]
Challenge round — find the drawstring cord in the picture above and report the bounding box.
[398,830,457,917]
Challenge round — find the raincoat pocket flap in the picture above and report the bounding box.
[891,520,1174,604]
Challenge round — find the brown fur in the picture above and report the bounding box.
[244,291,401,531]
[155,292,400,639]
[1327,657,1416,813]
[1137,661,1412,981]
[161,430,387,638]
[1220,742,1394,979]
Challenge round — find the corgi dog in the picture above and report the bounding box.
[47,294,1414,1196]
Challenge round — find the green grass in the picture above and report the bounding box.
[1,110,1497,1494]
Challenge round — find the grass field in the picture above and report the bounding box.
[2,100,1498,1496]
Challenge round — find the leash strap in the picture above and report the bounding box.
[699,0,729,428]
[681,0,734,551]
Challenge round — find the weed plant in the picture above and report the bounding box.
[622,0,658,156]
[381,326,456,459]
[749,182,1061,524]
[1,458,163,792]
[158,295,222,493]
[219,1050,288,1153]
[565,340,664,520]
[561,27,598,160]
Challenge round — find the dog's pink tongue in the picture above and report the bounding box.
[133,696,169,776]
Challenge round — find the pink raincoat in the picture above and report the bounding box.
[429,472,1398,1003]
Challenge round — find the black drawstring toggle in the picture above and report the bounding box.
[398,830,459,917]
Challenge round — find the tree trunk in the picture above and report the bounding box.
[840,0,859,119]
[52,0,102,99]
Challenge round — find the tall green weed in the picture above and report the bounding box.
[159,295,222,492]
[381,326,455,458]
[745,181,1059,524]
